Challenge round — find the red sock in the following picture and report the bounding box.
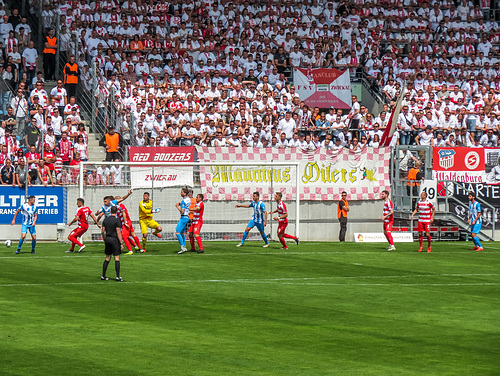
[69,236,82,247]
[284,234,296,240]
[196,236,203,250]
[427,235,431,247]
[70,242,75,251]
[134,236,141,249]
[128,236,136,248]
[190,237,195,249]
[123,236,132,252]
[280,237,287,247]
[419,235,423,247]
[386,232,394,246]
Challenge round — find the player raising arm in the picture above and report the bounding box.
[187,193,205,254]
[235,191,269,248]
[95,190,132,223]
[468,192,483,251]
[175,187,191,254]
[139,192,162,252]
[381,190,396,251]
[66,198,100,253]
[11,195,38,254]
[114,196,144,254]
[410,191,435,253]
[269,192,299,250]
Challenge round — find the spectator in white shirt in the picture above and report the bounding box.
[415,126,434,145]
[277,112,296,140]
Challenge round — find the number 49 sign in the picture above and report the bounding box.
[419,179,437,205]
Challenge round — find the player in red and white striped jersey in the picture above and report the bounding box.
[269,192,299,250]
[66,198,100,253]
[114,197,143,255]
[381,190,396,251]
[410,191,435,253]
[188,194,205,253]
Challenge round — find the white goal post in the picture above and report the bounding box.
[78,161,300,241]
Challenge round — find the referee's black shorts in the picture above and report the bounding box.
[104,237,121,256]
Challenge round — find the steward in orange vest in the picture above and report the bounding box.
[338,191,349,242]
[43,28,57,81]
[100,127,123,161]
[64,55,80,99]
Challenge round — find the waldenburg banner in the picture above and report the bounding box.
[433,147,500,184]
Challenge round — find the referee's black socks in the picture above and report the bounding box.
[103,260,110,276]
[115,261,120,278]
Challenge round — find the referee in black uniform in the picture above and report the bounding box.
[101,206,124,281]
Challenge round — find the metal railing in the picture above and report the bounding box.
[21,0,42,55]
[437,180,496,241]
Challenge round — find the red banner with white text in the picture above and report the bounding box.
[433,147,500,184]
[128,147,195,188]
[128,147,195,163]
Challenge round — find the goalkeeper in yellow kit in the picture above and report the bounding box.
[139,192,162,251]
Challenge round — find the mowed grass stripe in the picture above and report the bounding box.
[1,241,499,376]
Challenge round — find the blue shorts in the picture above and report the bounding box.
[471,223,482,234]
[176,216,189,233]
[247,220,265,232]
[21,224,36,235]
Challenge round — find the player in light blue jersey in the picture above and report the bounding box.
[235,191,269,247]
[95,190,132,224]
[11,195,38,254]
[468,192,483,251]
[176,187,192,254]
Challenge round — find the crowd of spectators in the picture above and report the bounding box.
[0,0,500,188]
[45,0,498,150]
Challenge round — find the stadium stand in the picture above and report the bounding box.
[0,0,499,186]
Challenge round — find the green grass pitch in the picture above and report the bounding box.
[1,240,499,376]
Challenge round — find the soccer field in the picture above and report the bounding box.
[1,241,499,376]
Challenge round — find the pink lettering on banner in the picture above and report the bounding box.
[145,175,178,182]
[129,147,195,163]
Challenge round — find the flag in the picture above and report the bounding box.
[380,85,406,147]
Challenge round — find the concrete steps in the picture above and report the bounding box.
[87,133,106,162]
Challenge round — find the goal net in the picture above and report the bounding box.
[73,161,300,243]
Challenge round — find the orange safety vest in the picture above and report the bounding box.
[337,198,349,219]
[64,63,79,84]
[43,36,57,54]
[105,133,120,152]
[188,197,197,220]
[407,167,420,187]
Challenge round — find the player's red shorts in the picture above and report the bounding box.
[417,222,431,232]
[383,220,394,232]
[70,226,88,238]
[189,221,203,234]
[122,222,135,238]
[277,221,288,235]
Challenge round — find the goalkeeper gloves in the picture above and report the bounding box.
[152,208,161,213]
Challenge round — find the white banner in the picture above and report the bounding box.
[196,147,391,201]
[130,166,193,189]
[293,67,352,109]
[353,233,414,243]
